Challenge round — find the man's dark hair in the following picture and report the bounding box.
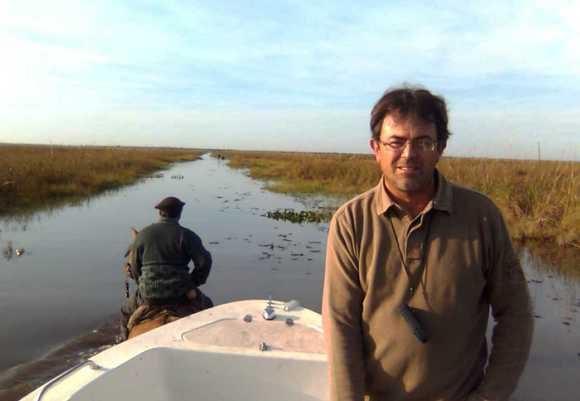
[159,206,182,219]
[370,85,451,149]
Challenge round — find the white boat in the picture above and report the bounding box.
[19,299,328,401]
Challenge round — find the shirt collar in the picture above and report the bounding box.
[374,169,453,215]
[375,178,395,216]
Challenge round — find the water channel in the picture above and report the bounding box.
[0,154,578,401]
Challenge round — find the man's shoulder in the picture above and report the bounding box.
[447,179,502,216]
[139,222,164,234]
[178,225,202,242]
[132,223,157,247]
[333,186,377,222]
[137,221,179,238]
[135,222,155,236]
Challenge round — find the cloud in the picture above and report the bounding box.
[3,0,578,106]
[0,0,578,159]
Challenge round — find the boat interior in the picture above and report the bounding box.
[67,347,327,401]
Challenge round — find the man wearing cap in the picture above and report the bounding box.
[121,196,212,339]
[322,86,533,401]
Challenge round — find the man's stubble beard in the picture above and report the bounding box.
[390,169,432,193]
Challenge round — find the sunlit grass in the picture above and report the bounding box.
[0,144,204,217]
[219,150,579,248]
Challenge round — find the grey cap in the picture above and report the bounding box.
[155,196,185,210]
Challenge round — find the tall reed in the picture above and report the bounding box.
[220,150,579,247]
[0,144,203,217]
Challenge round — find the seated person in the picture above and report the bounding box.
[121,196,212,339]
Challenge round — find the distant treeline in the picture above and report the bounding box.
[221,150,579,248]
[0,144,204,217]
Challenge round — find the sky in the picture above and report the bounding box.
[0,0,579,160]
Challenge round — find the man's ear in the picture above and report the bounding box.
[369,139,381,161]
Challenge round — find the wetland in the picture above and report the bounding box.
[0,150,578,401]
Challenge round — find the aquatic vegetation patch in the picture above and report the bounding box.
[264,208,333,224]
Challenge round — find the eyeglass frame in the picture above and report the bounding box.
[375,137,439,153]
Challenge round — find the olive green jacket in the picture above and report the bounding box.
[130,217,212,300]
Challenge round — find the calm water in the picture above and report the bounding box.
[0,154,578,401]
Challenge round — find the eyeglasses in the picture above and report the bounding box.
[377,137,438,153]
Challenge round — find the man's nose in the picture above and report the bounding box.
[400,140,418,158]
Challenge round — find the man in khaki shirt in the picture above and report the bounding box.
[322,86,533,401]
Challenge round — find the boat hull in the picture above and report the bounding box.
[20,299,328,401]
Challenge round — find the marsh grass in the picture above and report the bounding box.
[0,144,203,217]
[220,150,579,247]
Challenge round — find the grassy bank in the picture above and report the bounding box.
[220,151,579,248]
[0,144,204,217]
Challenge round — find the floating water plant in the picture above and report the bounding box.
[264,208,332,224]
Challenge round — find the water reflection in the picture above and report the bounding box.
[2,241,13,261]
[512,248,580,401]
[518,242,580,281]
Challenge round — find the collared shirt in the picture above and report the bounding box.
[322,172,533,401]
